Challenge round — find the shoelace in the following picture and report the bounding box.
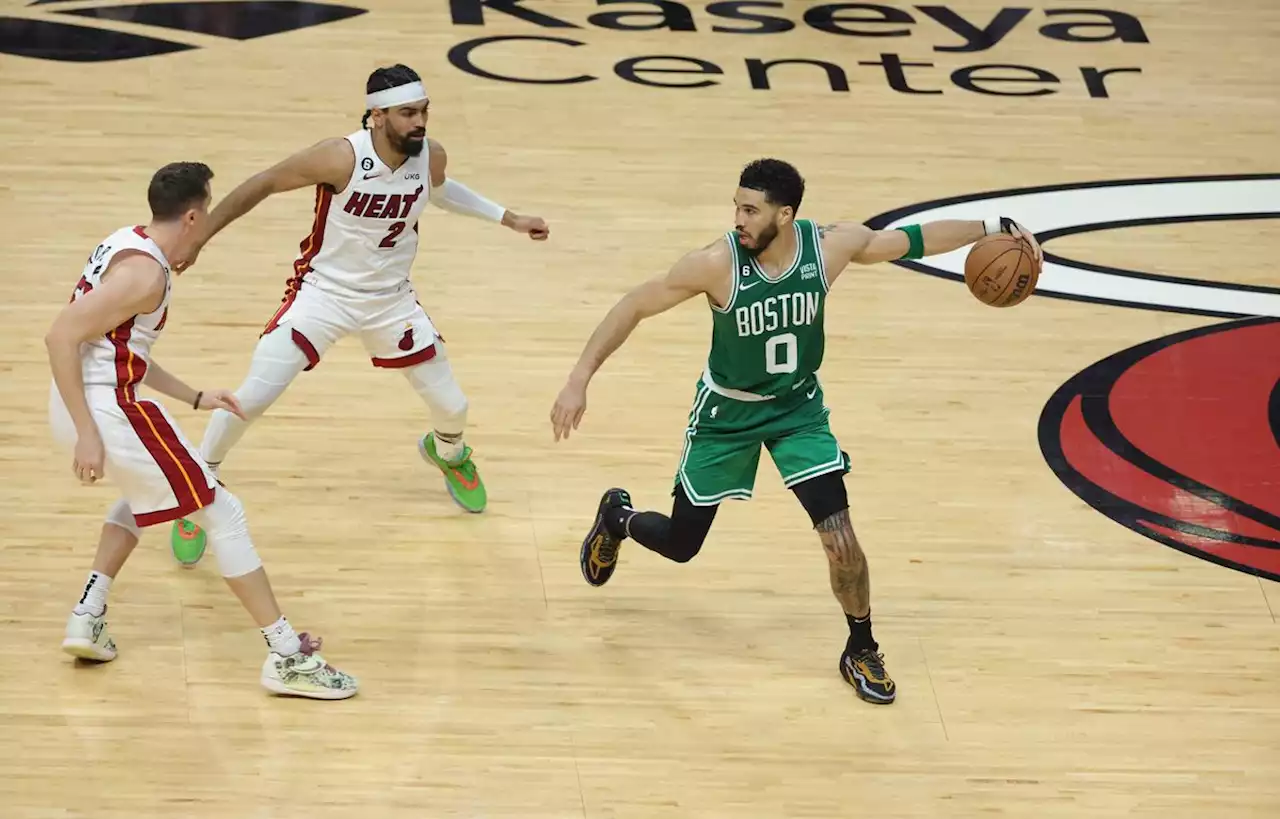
[445,445,475,474]
[855,650,887,680]
[596,536,619,565]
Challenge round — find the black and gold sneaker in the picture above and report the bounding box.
[579,487,632,587]
[840,646,896,704]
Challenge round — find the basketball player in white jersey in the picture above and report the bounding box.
[167,64,549,563]
[46,161,358,699]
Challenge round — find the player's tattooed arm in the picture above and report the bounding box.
[845,219,1042,269]
[818,219,1025,286]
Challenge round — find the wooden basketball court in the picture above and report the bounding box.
[1,2,1277,817]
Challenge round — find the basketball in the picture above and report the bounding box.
[963,233,1041,307]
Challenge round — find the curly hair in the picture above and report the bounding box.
[738,158,805,213]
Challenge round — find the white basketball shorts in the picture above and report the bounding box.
[260,275,441,371]
[49,383,218,527]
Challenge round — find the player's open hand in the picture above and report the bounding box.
[1005,220,1043,268]
[510,214,550,241]
[551,380,587,441]
[196,389,247,420]
[73,431,105,484]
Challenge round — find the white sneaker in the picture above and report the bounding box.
[62,608,117,662]
[260,632,358,700]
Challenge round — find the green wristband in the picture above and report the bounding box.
[895,224,924,259]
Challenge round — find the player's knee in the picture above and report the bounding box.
[667,526,709,563]
[104,499,141,540]
[235,392,274,421]
[188,490,263,578]
[815,508,864,565]
[668,542,703,563]
[234,328,308,419]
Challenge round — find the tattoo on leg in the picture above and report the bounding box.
[816,508,870,617]
[815,508,856,556]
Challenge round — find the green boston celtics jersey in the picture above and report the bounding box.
[705,219,829,399]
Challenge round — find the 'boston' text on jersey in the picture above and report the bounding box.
[735,291,819,338]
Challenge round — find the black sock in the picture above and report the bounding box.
[846,611,877,653]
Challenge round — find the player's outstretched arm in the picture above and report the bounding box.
[550,245,722,441]
[141,362,246,420]
[45,254,166,482]
[425,139,549,241]
[817,218,1041,286]
[174,138,354,271]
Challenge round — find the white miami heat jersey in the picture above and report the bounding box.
[68,225,173,403]
[295,128,431,293]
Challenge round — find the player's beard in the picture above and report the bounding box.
[392,128,426,157]
[743,221,779,257]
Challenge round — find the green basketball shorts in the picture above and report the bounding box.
[673,376,851,506]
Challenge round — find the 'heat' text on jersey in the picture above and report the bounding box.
[735,292,820,338]
[343,185,424,220]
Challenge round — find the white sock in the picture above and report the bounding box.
[261,615,302,657]
[74,571,112,616]
[433,430,465,462]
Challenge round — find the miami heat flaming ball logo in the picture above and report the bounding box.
[1039,318,1280,581]
[867,174,1280,580]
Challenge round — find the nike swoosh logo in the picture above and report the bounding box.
[807,387,817,399]
[739,281,761,291]
[364,172,380,180]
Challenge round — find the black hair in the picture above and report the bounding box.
[148,161,213,221]
[361,63,422,128]
[738,158,805,214]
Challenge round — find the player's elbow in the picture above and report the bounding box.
[44,324,79,354]
[259,169,292,197]
[616,292,650,326]
[44,327,79,360]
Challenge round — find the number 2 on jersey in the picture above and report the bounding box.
[765,332,798,374]
[380,221,406,248]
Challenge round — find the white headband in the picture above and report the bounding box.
[366,81,428,110]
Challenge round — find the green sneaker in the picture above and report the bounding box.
[170,518,206,565]
[418,432,487,513]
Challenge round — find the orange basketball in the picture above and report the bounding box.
[963,233,1040,307]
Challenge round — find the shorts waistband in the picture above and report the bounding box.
[701,366,775,403]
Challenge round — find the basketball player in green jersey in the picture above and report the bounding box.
[550,158,1041,704]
